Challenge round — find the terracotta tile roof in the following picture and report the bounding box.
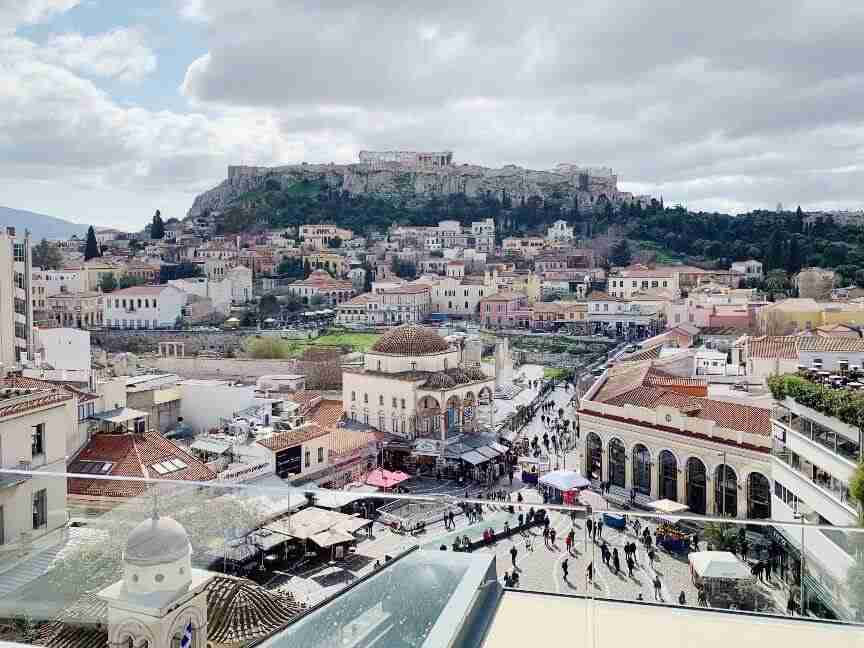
[798,336,864,353]
[594,360,769,436]
[258,424,329,452]
[286,390,322,413]
[68,432,216,498]
[309,399,345,429]
[481,291,526,302]
[747,336,801,360]
[329,426,376,455]
[0,377,73,419]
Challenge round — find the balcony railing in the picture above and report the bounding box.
[0,467,860,648]
[772,446,856,511]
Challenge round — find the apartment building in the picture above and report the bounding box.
[502,237,545,258]
[587,291,664,340]
[0,228,34,365]
[0,377,73,550]
[288,270,355,306]
[479,292,530,328]
[47,291,104,328]
[608,265,679,299]
[104,285,186,329]
[304,251,349,278]
[771,378,863,620]
[299,224,353,249]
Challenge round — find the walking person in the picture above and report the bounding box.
[550,528,557,548]
[653,575,662,601]
[648,548,656,567]
[562,558,569,582]
[586,561,594,584]
[612,548,621,575]
[510,545,518,568]
[586,517,594,540]
[678,591,686,606]
[626,555,635,578]
[597,519,603,540]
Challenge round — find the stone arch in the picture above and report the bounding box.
[585,432,602,481]
[110,621,156,648]
[417,396,441,436]
[445,395,462,432]
[632,443,652,496]
[477,386,493,403]
[657,449,678,501]
[607,437,626,489]
[714,463,738,517]
[685,457,707,515]
[746,471,771,519]
[168,605,206,648]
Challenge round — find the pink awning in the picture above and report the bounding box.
[365,469,410,489]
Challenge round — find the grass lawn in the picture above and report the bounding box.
[312,331,381,352]
[544,367,569,380]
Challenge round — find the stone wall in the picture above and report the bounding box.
[92,328,314,355]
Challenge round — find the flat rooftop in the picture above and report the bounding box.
[481,591,861,648]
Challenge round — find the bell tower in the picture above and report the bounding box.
[99,513,215,648]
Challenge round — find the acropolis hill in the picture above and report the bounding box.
[188,151,638,217]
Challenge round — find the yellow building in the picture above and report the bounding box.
[757,298,864,335]
[303,252,348,278]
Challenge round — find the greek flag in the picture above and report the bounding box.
[179,622,193,648]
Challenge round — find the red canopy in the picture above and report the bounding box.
[365,468,410,489]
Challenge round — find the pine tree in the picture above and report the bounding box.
[786,236,803,275]
[151,210,165,239]
[84,226,100,261]
[766,230,785,271]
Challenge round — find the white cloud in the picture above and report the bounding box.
[41,27,157,82]
[0,0,79,33]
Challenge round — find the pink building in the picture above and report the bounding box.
[480,291,529,328]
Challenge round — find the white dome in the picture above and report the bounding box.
[125,514,191,567]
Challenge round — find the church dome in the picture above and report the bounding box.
[370,324,451,356]
[125,514,191,567]
[421,372,457,389]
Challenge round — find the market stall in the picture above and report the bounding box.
[365,468,411,490]
[602,512,627,530]
[538,469,590,504]
[648,499,692,552]
[518,455,550,485]
[689,551,755,608]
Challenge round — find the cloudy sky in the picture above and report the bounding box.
[3,0,864,229]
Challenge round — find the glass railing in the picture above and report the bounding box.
[778,414,861,464]
[0,468,861,648]
[772,445,856,509]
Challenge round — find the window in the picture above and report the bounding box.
[651,281,658,288]
[351,391,356,401]
[662,281,668,288]
[379,395,384,406]
[304,450,310,468]
[603,303,609,312]
[364,393,368,404]
[377,360,382,371]
[317,447,324,463]
[33,489,47,529]
[31,423,45,457]
[401,399,405,409]
[392,397,397,408]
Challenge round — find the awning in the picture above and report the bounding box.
[365,469,410,488]
[249,529,289,552]
[489,441,509,453]
[539,469,590,491]
[310,528,355,548]
[460,450,488,465]
[190,438,233,454]
[334,516,373,534]
[648,499,690,515]
[474,446,500,460]
[689,551,753,580]
[90,407,148,424]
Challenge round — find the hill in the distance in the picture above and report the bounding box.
[0,206,89,240]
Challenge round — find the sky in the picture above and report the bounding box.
[2,1,864,230]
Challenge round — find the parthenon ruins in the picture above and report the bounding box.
[359,150,454,169]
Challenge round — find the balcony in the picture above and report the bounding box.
[0,470,861,647]
[772,446,859,523]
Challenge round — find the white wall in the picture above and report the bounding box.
[178,381,257,433]
[38,328,91,371]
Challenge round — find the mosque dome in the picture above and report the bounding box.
[125,514,191,567]
[371,325,451,356]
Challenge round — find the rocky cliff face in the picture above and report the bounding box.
[187,161,625,218]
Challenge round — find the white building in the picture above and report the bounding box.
[0,228,34,364]
[0,377,73,549]
[730,259,763,280]
[771,386,862,620]
[104,285,187,329]
[36,328,91,373]
[546,219,575,241]
[694,346,729,375]
[342,324,495,445]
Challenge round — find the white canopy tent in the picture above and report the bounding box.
[689,551,753,580]
[649,499,690,515]
[539,469,590,491]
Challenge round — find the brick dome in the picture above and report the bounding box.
[371,324,451,356]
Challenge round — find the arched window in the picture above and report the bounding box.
[714,464,738,517]
[747,472,771,519]
[632,444,651,495]
[686,458,707,515]
[658,450,677,501]
[608,439,626,489]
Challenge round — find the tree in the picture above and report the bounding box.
[99,272,117,292]
[151,210,165,239]
[84,226,100,261]
[786,236,803,275]
[32,238,63,270]
[258,294,280,318]
[330,236,343,248]
[118,275,146,289]
[766,230,786,270]
[609,239,632,267]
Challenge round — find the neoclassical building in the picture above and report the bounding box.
[342,324,495,450]
[579,359,772,519]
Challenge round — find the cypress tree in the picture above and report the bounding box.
[151,210,165,239]
[84,226,100,261]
